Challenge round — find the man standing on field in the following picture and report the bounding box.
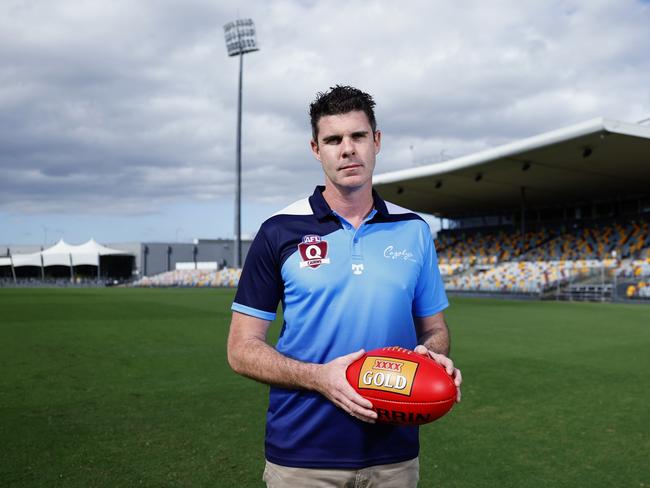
[228,85,462,487]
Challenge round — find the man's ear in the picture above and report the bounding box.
[374,130,382,155]
[310,139,321,161]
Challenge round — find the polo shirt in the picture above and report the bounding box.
[232,186,448,468]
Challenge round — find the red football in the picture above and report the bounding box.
[346,346,457,425]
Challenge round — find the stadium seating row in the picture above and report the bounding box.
[133,268,242,288]
[626,281,650,298]
[444,259,617,294]
[436,220,649,263]
[435,228,558,265]
[617,259,650,278]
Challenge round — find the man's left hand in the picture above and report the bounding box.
[414,345,462,402]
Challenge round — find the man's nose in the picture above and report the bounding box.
[340,136,355,157]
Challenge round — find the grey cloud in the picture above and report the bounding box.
[1,0,649,217]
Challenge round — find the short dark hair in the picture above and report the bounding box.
[309,85,377,141]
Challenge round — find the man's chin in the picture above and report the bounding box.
[332,177,371,191]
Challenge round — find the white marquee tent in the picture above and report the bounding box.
[0,239,133,281]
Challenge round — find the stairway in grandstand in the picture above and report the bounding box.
[542,275,614,302]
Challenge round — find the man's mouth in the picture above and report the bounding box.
[340,163,362,171]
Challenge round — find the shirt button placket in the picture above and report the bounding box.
[351,226,364,277]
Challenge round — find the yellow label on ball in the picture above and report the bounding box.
[358,356,419,396]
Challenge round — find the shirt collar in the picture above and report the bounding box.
[308,185,389,220]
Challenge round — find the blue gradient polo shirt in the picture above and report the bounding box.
[232,186,448,469]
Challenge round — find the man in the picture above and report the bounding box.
[228,85,462,487]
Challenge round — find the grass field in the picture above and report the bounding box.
[0,288,648,487]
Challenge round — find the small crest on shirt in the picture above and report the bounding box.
[298,235,330,269]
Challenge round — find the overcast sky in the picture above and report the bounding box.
[1,0,649,246]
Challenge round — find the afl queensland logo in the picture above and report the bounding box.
[298,235,330,269]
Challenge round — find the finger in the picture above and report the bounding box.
[453,367,463,387]
[348,410,377,423]
[452,368,462,402]
[329,377,374,411]
[341,382,374,410]
[354,413,377,424]
[429,352,454,375]
[443,357,455,376]
[336,389,377,422]
[345,401,377,423]
[446,359,455,376]
[347,404,377,423]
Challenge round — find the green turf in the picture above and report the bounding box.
[0,289,648,487]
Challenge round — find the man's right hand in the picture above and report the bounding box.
[313,349,378,424]
[228,314,377,423]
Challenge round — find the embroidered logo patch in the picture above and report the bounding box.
[383,245,417,263]
[298,235,330,269]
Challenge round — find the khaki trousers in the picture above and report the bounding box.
[263,457,419,488]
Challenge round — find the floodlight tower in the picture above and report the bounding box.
[223,18,259,268]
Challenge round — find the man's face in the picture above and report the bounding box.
[310,110,381,192]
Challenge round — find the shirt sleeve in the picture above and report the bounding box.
[412,227,449,317]
[231,225,283,321]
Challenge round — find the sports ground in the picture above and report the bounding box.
[1,288,648,487]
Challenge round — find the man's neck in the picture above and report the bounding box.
[322,183,374,229]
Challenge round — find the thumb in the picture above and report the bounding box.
[414,345,428,355]
[340,348,366,365]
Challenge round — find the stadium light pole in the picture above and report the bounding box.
[223,18,259,268]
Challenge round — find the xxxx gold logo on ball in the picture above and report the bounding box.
[358,356,419,396]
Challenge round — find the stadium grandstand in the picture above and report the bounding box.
[374,117,650,302]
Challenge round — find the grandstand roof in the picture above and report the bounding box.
[373,118,650,218]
